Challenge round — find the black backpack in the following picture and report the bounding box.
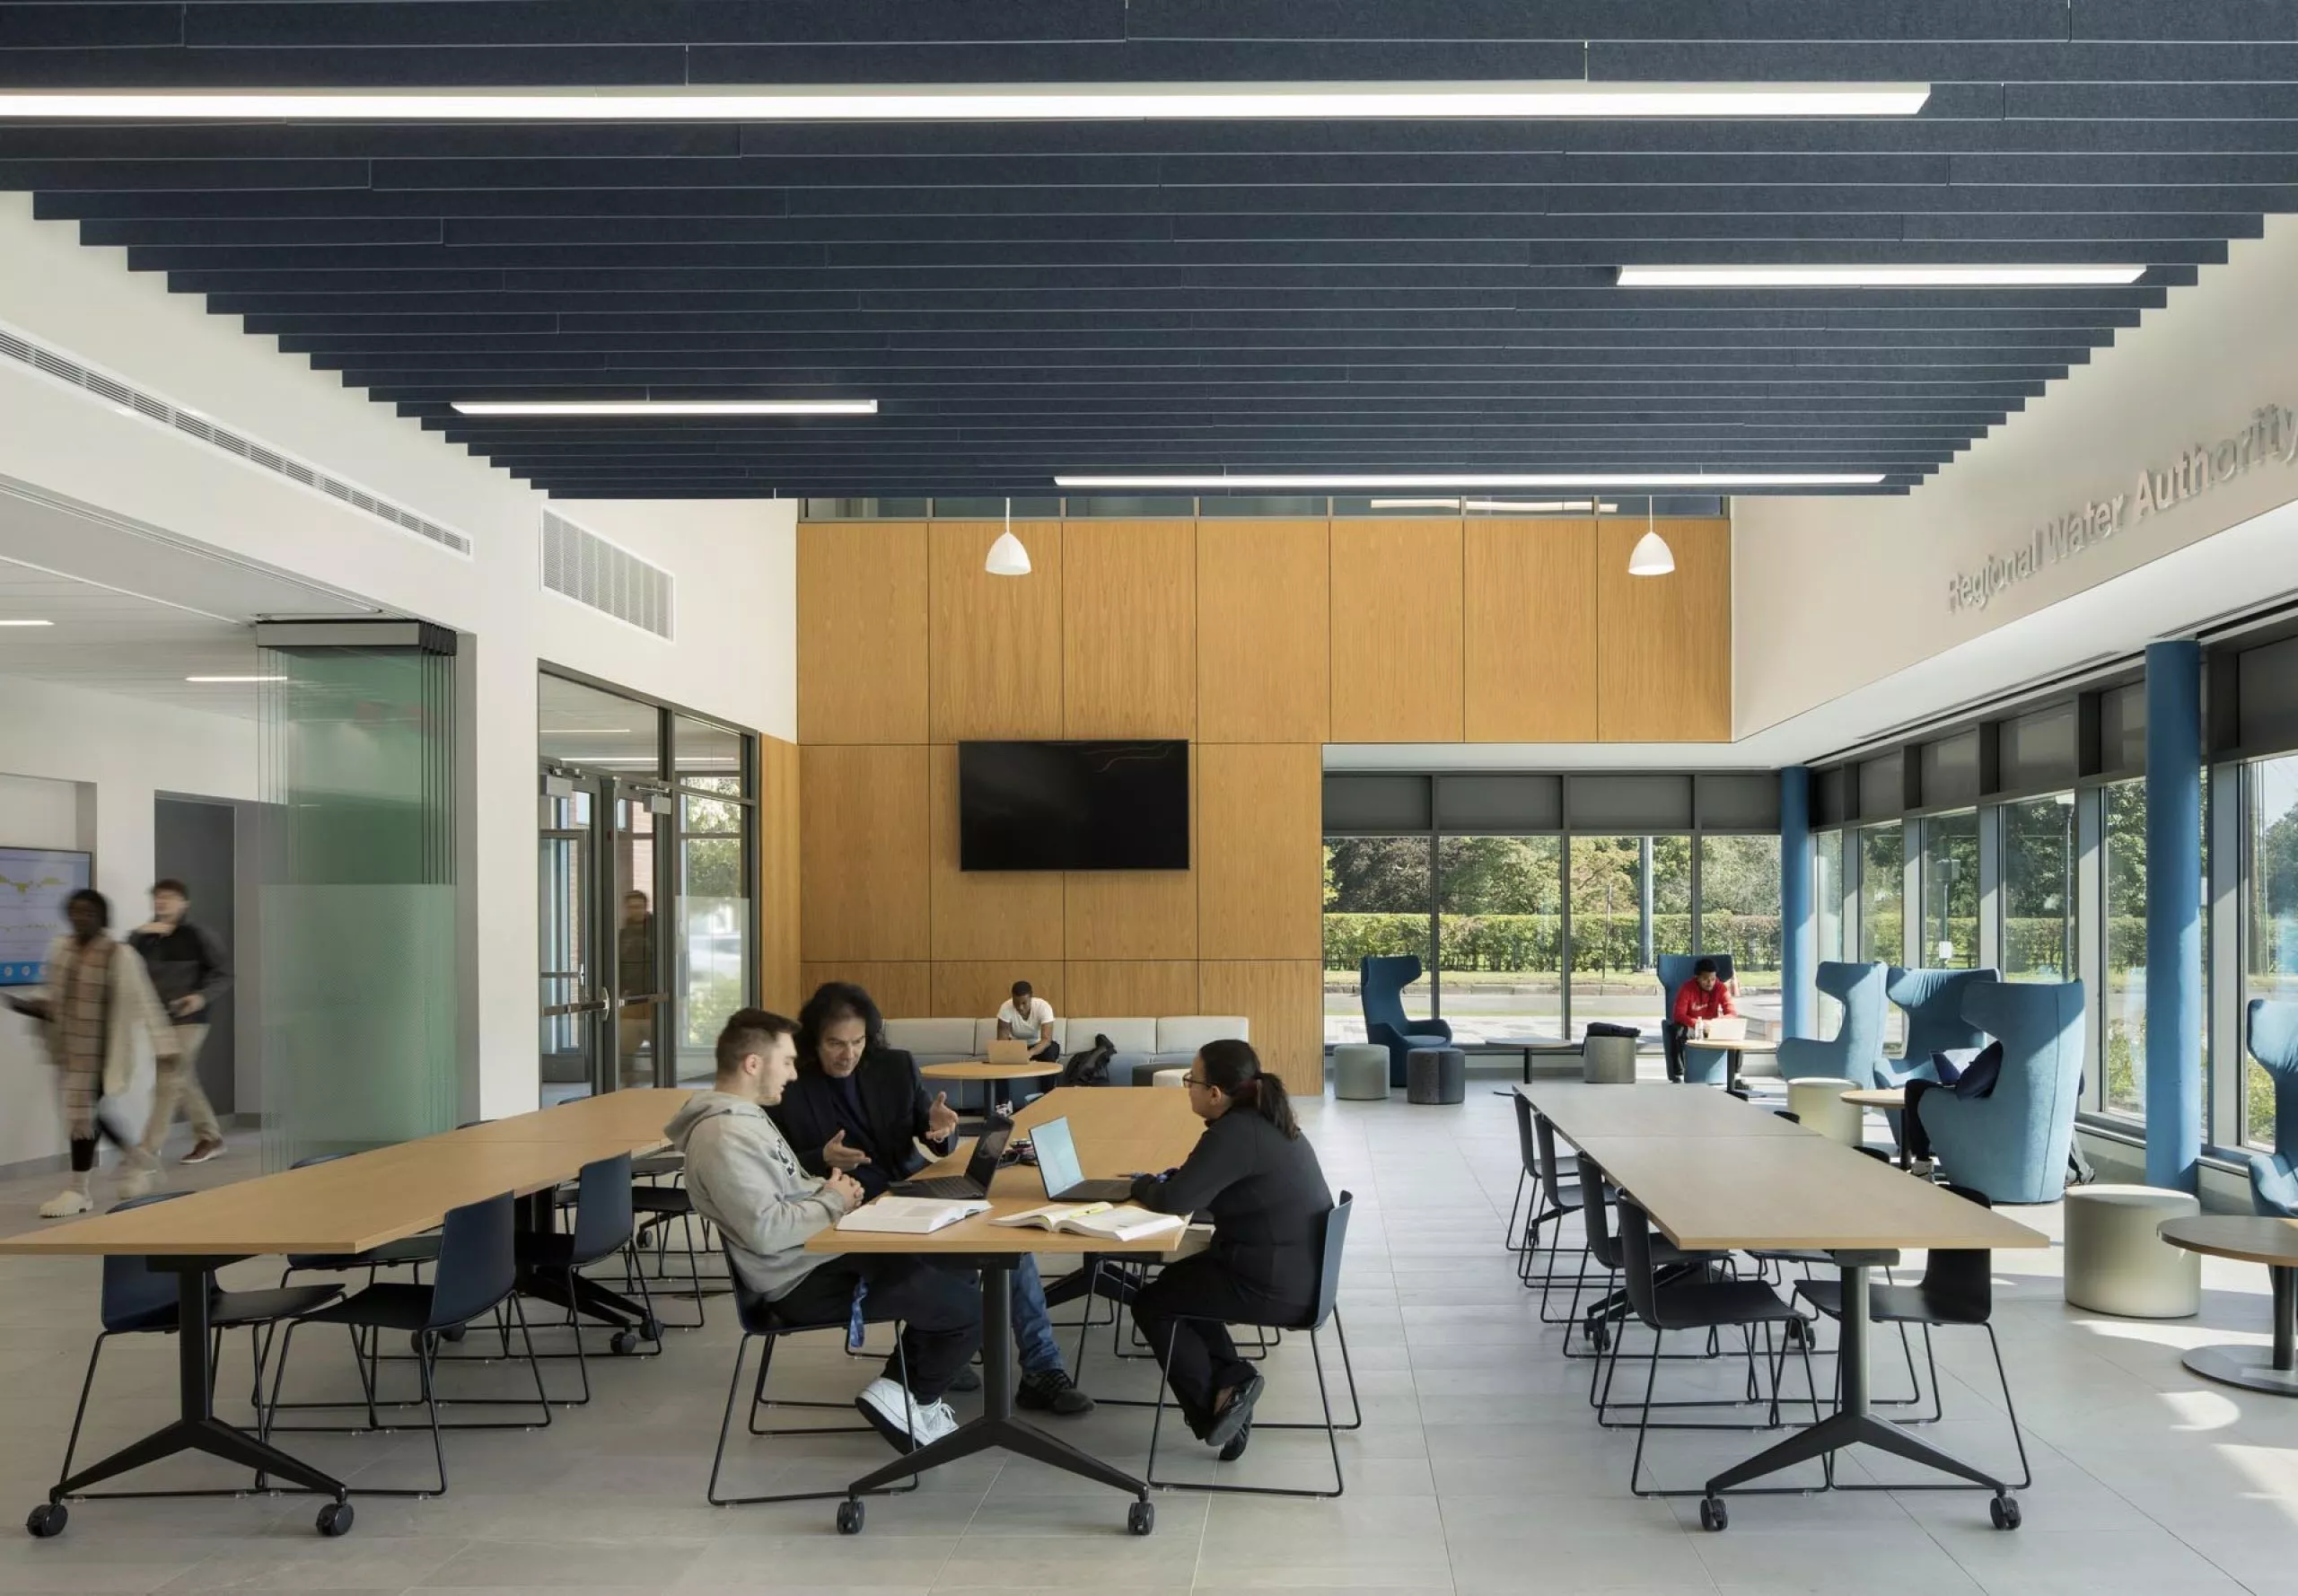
[1063,1033,1117,1087]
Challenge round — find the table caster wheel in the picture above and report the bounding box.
[610,1330,638,1355]
[1989,1494,2021,1530]
[1586,1320,1609,1352]
[1127,1500,1155,1536]
[439,1325,467,1344]
[24,1503,66,1539]
[836,1499,864,1535]
[1784,1319,1810,1346]
[640,1315,662,1342]
[316,1501,354,1538]
[1698,1496,1727,1532]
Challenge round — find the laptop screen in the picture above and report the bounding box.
[966,1118,1013,1186]
[1031,1116,1085,1198]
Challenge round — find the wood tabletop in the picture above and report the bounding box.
[0,1088,695,1258]
[1689,1035,1779,1053]
[2158,1215,2298,1267]
[810,1085,1208,1258]
[1573,1132,2048,1254]
[1517,1081,1807,1142]
[920,1060,1062,1082]
[1840,1087,1908,1109]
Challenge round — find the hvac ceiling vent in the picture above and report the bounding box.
[540,509,673,640]
[0,319,471,557]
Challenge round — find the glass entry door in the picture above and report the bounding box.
[539,772,669,1101]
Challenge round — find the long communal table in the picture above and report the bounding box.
[1516,1081,2047,1530]
[0,1087,695,1538]
[804,1084,1208,1537]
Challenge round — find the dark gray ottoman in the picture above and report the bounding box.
[1407,1047,1467,1105]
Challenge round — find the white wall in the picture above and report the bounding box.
[1735,213,2298,750]
[0,192,797,1119]
[0,676,254,1169]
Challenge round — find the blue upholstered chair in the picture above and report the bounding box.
[1656,953,1735,1086]
[2244,1000,2298,1218]
[1882,967,2001,1087]
[1914,980,2084,1205]
[1774,961,1888,1085]
[1360,955,1451,1088]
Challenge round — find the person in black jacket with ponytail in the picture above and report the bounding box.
[1128,1039,1333,1459]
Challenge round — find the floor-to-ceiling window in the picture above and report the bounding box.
[1437,835,1564,1041]
[1569,836,1692,1039]
[1814,830,1846,1032]
[1700,834,1783,1033]
[2243,755,2298,1146]
[1921,810,1980,968]
[2002,794,2076,983]
[1859,823,1906,1046]
[672,715,753,1085]
[1322,835,1433,1044]
[2101,780,2149,1120]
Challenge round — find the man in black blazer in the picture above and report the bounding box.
[770,982,1094,1415]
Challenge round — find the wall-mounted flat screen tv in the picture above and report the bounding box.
[0,846,92,986]
[959,741,1188,872]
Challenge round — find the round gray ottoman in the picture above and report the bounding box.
[1407,1047,1468,1105]
[2065,1184,2201,1319]
[1332,1044,1390,1101]
[1582,1034,1636,1084]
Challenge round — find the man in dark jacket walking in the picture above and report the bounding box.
[128,879,230,1164]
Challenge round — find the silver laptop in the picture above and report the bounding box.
[1029,1116,1136,1204]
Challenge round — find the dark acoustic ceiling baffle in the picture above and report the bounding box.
[0,4,2291,499]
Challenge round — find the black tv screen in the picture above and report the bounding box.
[959,741,1189,872]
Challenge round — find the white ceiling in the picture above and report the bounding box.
[0,478,380,717]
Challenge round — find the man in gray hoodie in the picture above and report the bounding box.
[667,1007,981,1451]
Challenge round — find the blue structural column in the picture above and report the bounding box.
[2145,640,2204,1192]
[1779,766,1816,1041]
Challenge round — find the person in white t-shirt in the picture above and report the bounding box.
[995,980,1061,1063]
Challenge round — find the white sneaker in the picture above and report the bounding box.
[38,1188,91,1219]
[912,1399,960,1446]
[855,1376,921,1451]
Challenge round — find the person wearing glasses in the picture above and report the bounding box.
[1126,1039,1332,1461]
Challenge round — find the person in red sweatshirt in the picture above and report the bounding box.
[1664,957,1736,1083]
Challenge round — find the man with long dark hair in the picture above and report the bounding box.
[771,980,1095,1415]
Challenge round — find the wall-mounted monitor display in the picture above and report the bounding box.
[959,741,1189,872]
[0,846,92,985]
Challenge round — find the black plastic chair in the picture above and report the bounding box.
[53,1193,340,1501]
[1612,1197,1822,1501]
[1527,1113,1604,1321]
[513,1153,663,1401]
[1504,1091,1577,1257]
[1791,1182,2031,1491]
[706,1241,923,1506]
[629,1171,727,1328]
[1573,1158,1734,1404]
[1145,1193,1362,1499]
[260,1192,551,1495]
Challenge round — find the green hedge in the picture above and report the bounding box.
[1323,912,2143,980]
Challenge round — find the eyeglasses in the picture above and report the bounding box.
[1182,1076,1210,1090]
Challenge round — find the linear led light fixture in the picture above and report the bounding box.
[185,674,285,683]
[0,618,54,627]
[1618,265,2146,288]
[451,399,876,417]
[1372,497,1619,513]
[1058,472,1885,488]
[0,82,1931,122]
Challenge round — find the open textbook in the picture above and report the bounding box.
[834,1196,990,1234]
[987,1202,1187,1242]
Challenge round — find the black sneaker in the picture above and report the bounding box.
[1204,1371,1263,1451]
[948,1364,983,1393]
[1218,1417,1252,1462]
[1016,1369,1095,1415]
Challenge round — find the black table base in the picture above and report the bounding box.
[2184,1261,2298,1396]
[31,1260,352,1538]
[834,1261,1156,1536]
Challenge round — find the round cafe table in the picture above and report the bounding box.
[919,1060,1060,1084]
[1840,1085,1910,1169]
[2157,1215,2298,1396]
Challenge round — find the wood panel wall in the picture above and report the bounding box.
[796,513,1732,1092]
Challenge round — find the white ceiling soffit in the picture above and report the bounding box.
[0,477,380,715]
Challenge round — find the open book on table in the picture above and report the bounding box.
[987,1202,1187,1242]
[834,1196,990,1234]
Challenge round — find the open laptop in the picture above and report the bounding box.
[1029,1115,1138,1204]
[1701,1015,1749,1041]
[890,1118,1013,1199]
[985,1038,1033,1065]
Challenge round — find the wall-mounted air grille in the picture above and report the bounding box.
[0,318,471,557]
[541,509,673,640]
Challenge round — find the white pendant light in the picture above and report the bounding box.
[1627,502,1675,577]
[985,498,1031,576]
